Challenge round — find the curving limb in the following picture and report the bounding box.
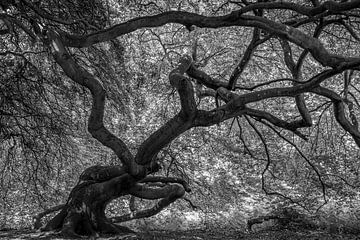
[59,2,360,70]
[135,56,197,165]
[227,4,268,90]
[280,39,312,128]
[244,107,308,140]
[44,29,144,177]
[3,1,360,237]
[112,183,186,223]
[192,69,341,127]
[140,176,191,193]
[311,87,360,147]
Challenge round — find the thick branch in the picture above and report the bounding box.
[280,40,312,127]
[63,1,360,48]
[280,40,296,73]
[79,165,125,182]
[236,1,360,17]
[189,65,301,92]
[288,19,345,128]
[112,183,185,223]
[238,15,360,69]
[129,183,185,200]
[136,114,193,165]
[193,69,340,127]
[311,87,360,147]
[236,70,339,105]
[45,30,143,176]
[60,6,360,69]
[135,56,197,165]
[140,176,191,192]
[187,64,229,89]
[169,56,197,118]
[188,63,258,91]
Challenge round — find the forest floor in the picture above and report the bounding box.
[0,228,359,240]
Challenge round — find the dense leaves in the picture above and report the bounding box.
[1,0,360,238]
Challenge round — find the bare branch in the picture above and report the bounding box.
[227,28,268,90]
[193,69,340,127]
[188,62,301,92]
[182,197,199,210]
[339,19,360,41]
[0,13,36,39]
[234,1,360,17]
[60,6,360,70]
[244,107,308,140]
[244,117,271,192]
[311,86,360,147]
[21,0,75,25]
[280,39,312,127]
[259,119,328,209]
[237,117,255,158]
[245,116,308,209]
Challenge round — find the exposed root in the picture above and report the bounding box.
[33,204,65,230]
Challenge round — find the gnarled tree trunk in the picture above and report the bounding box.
[37,164,189,237]
[26,1,360,236]
[30,28,195,237]
[42,166,136,237]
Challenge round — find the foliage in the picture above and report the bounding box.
[1,0,360,237]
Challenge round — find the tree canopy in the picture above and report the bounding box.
[1,0,360,238]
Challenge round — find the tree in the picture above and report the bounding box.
[1,0,360,237]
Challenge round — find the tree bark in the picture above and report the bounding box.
[42,166,137,237]
[40,165,188,237]
[27,2,360,235]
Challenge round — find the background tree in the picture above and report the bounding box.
[1,0,360,237]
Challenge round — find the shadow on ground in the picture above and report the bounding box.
[0,228,358,240]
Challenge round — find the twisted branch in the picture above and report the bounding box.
[45,29,143,176]
[135,56,196,165]
[112,183,185,223]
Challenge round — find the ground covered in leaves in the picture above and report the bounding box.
[1,228,358,240]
